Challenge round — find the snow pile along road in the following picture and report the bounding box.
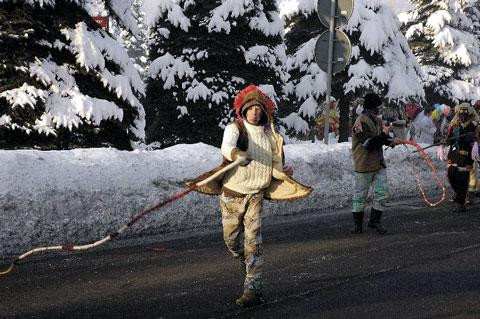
[0,142,447,259]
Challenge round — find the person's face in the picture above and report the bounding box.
[245,104,263,125]
[367,106,378,115]
[459,109,469,122]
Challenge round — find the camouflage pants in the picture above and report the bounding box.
[220,191,264,292]
[352,168,389,212]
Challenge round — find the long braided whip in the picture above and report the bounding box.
[398,139,446,207]
[0,159,242,276]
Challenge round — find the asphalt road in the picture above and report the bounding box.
[1,199,480,319]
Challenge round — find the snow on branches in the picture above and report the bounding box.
[344,0,424,101]
[0,1,146,149]
[143,0,191,31]
[405,0,480,103]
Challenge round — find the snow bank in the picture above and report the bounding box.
[0,142,447,259]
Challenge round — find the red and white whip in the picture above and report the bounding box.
[0,159,242,276]
[398,139,446,207]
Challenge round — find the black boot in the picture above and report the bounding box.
[368,208,387,234]
[351,212,364,234]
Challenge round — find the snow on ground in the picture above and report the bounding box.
[0,142,448,259]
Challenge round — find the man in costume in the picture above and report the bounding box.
[351,93,399,235]
[438,103,480,212]
[468,101,480,200]
[188,85,312,307]
[316,99,340,141]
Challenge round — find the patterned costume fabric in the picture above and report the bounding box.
[469,162,479,193]
[220,192,264,292]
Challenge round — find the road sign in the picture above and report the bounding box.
[314,29,352,74]
[317,0,354,28]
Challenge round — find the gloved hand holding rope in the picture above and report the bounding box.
[0,159,243,277]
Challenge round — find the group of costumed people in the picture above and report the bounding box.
[404,102,451,145]
[403,101,480,210]
[2,83,478,307]
[187,85,480,307]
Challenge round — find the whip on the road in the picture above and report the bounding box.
[0,159,243,277]
[397,139,446,207]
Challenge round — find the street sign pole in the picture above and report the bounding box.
[324,0,337,145]
[316,0,353,145]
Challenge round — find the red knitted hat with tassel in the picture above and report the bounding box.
[233,85,275,119]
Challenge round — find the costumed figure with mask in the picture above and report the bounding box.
[437,103,480,212]
[468,101,480,198]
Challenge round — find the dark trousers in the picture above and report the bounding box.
[447,166,470,204]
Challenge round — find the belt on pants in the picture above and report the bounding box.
[448,163,471,172]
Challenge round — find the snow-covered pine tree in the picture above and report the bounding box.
[0,0,145,150]
[281,0,327,140]
[143,0,288,148]
[83,0,149,77]
[403,0,480,105]
[110,0,149,77]
[282,0,424,141]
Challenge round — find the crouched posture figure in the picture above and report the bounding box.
[351,93,398,235]
[188,85,311,307]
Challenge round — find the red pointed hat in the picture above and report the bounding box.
[233,85,275,119]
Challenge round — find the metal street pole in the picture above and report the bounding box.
[324,0,336,145]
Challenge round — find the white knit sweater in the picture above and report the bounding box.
[221,121,273,194]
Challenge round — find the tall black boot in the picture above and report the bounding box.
[351,211,364,234]
[368,208,387,234]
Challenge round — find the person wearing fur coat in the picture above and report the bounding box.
[187,85,312,307]
[437,103,480,212]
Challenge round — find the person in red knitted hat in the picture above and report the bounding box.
[187,84,312,307]
[233,84,275,123]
